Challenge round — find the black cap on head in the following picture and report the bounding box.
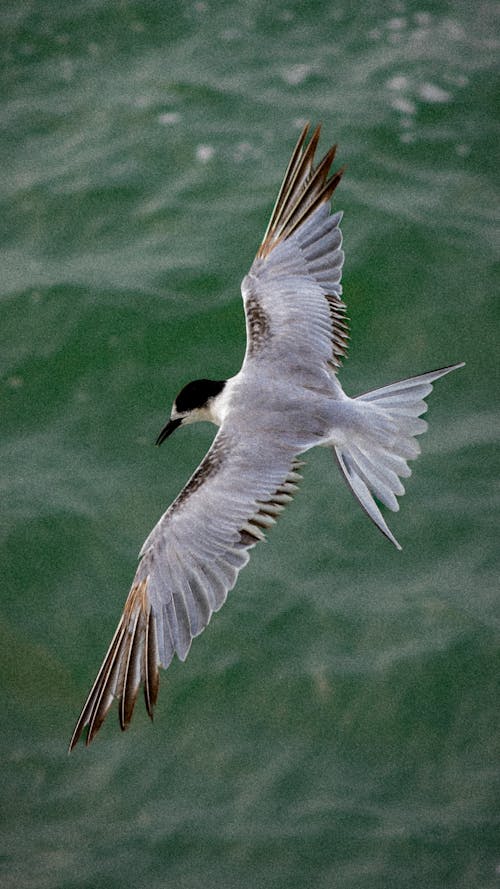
[174,379,226,413]
[155,379,226,447]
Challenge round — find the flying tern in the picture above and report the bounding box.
[69,124,463,749]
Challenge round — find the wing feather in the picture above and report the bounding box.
[120,607,144,729]
[260,123,320,251]
[243,124,348,374]
[69,431,303,749]
[143,607,160,719]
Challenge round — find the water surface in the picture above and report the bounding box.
[1,2,498,887]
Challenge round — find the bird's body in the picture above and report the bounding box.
[69,125,463,750]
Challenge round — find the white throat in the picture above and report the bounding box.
[207,377,237,426]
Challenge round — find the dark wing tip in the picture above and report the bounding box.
[143,608,160,720]
[68,579,160,751]
[257,124,344,260]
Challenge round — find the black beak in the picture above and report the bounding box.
[155,417,182,446]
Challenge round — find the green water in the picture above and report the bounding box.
[1,2,498,887]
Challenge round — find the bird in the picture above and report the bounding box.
[69,123,463,750]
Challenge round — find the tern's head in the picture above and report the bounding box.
[156,378,227,445]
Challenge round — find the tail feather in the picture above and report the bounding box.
[346,441,404,507]
[333,363,464,548]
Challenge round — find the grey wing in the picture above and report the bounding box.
[69,429,302,749]
[242,123,348,378]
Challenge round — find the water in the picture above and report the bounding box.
[1,2,498,887]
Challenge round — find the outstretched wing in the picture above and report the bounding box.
[242,123,348,380]
[69,426,303,749]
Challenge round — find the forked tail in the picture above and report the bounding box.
[332,363,464,549]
